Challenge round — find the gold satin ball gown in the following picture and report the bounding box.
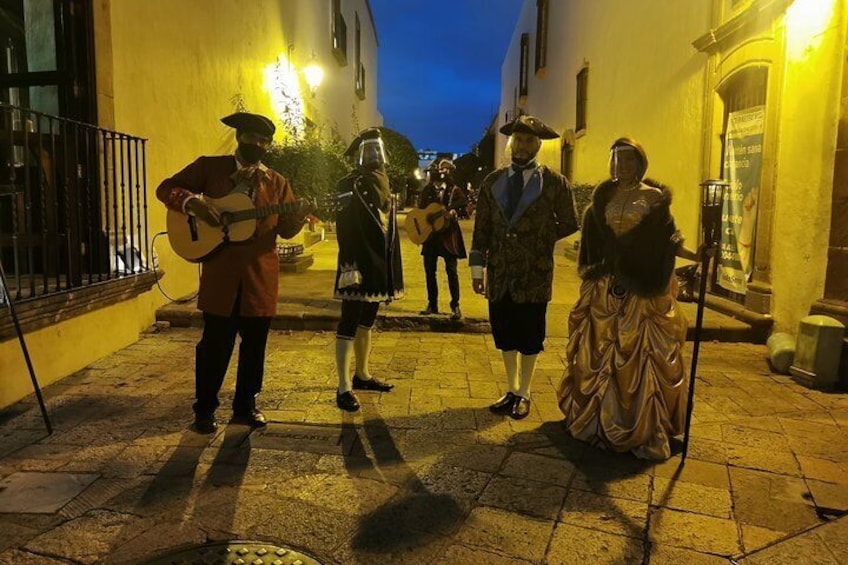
[558,186,689,460]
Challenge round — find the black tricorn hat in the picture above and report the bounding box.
[429,158,455,172]
[499,115,559,139]
[220,112,276,137]
[344,127,382,158]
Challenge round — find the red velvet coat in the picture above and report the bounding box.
[417,183,467,259]
[156,155,304,317]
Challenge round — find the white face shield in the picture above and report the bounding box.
[609,145,640,182]
[358,138,388,169]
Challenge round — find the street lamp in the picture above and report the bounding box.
[700,178,729,247]
[682,177,730,463]
[303,57,324,98]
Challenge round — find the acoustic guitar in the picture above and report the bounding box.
[167,192,345,262]
[405,202,453,245]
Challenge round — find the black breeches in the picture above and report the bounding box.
[488,294,547,355]
[336,299,380,339]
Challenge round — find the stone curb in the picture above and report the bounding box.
[159,308,492,333]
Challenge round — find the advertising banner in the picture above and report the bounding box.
[718,105,764,294]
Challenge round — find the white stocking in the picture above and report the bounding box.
[335,338,354,393]
[517,353,538,399]
[502,350,519,393]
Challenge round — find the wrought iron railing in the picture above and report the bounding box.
[0,103,150,302]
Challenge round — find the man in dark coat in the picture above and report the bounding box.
[157,112,307,433]
[470,115,578,420]
[417,158,467,319]
[333,128,403,412]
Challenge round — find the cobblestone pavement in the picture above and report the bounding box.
[1,329,846,564]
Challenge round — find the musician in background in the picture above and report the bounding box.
[333,128,403,412]
[156,112,307,434]
[417,159,467,319]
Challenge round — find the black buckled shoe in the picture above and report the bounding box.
[489,392,516,414]
[193,415,219,434]
[230,409,268,428]
[336,390,361,412]
[419,305,439,315]
[450,306,463,320]
[353,374,394,392]
[510,396,532,420]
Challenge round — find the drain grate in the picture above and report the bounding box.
[144,540,321,565]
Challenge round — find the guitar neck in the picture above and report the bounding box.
[232,201,301,223]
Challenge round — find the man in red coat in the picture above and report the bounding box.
[157,112,306,433]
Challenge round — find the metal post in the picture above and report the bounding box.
[682,178,727,463]
[681,248,712,462]
[0,257,52,434]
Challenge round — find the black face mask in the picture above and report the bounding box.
[238,143,267,164]
[363,160,384,171]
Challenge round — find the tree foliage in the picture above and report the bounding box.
[263,125,419,216]
[264,132,351,211]
[454,152,489,191]
[571,183,594,217]
[378,126,419,192]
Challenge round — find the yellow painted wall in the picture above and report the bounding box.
[109,0,294,304]
[108,0,381,305]
[770,0,845,332]
[2,0,382,410]
[498,0,710,245]
[499,0,847,334]
[0,299,142,408]
[280,0,382,139]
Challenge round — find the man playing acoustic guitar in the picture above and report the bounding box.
[417,158,467,319]
[156,111,307,434]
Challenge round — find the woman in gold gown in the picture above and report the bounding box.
[558,138,701,460]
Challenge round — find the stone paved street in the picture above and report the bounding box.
[1,328,847,564]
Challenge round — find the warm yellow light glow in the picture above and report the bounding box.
[263,53,306,140]
[413,168,423,180]
[303,63,325,94]
[786,0,837,60]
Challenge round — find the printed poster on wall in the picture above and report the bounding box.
[718,105,764,294]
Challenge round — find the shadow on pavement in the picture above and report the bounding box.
[536,421,653,549]
[341,406,489,558]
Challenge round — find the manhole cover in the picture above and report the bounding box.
[144,541,321,565]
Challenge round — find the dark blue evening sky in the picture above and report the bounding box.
[369,0,522,155]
